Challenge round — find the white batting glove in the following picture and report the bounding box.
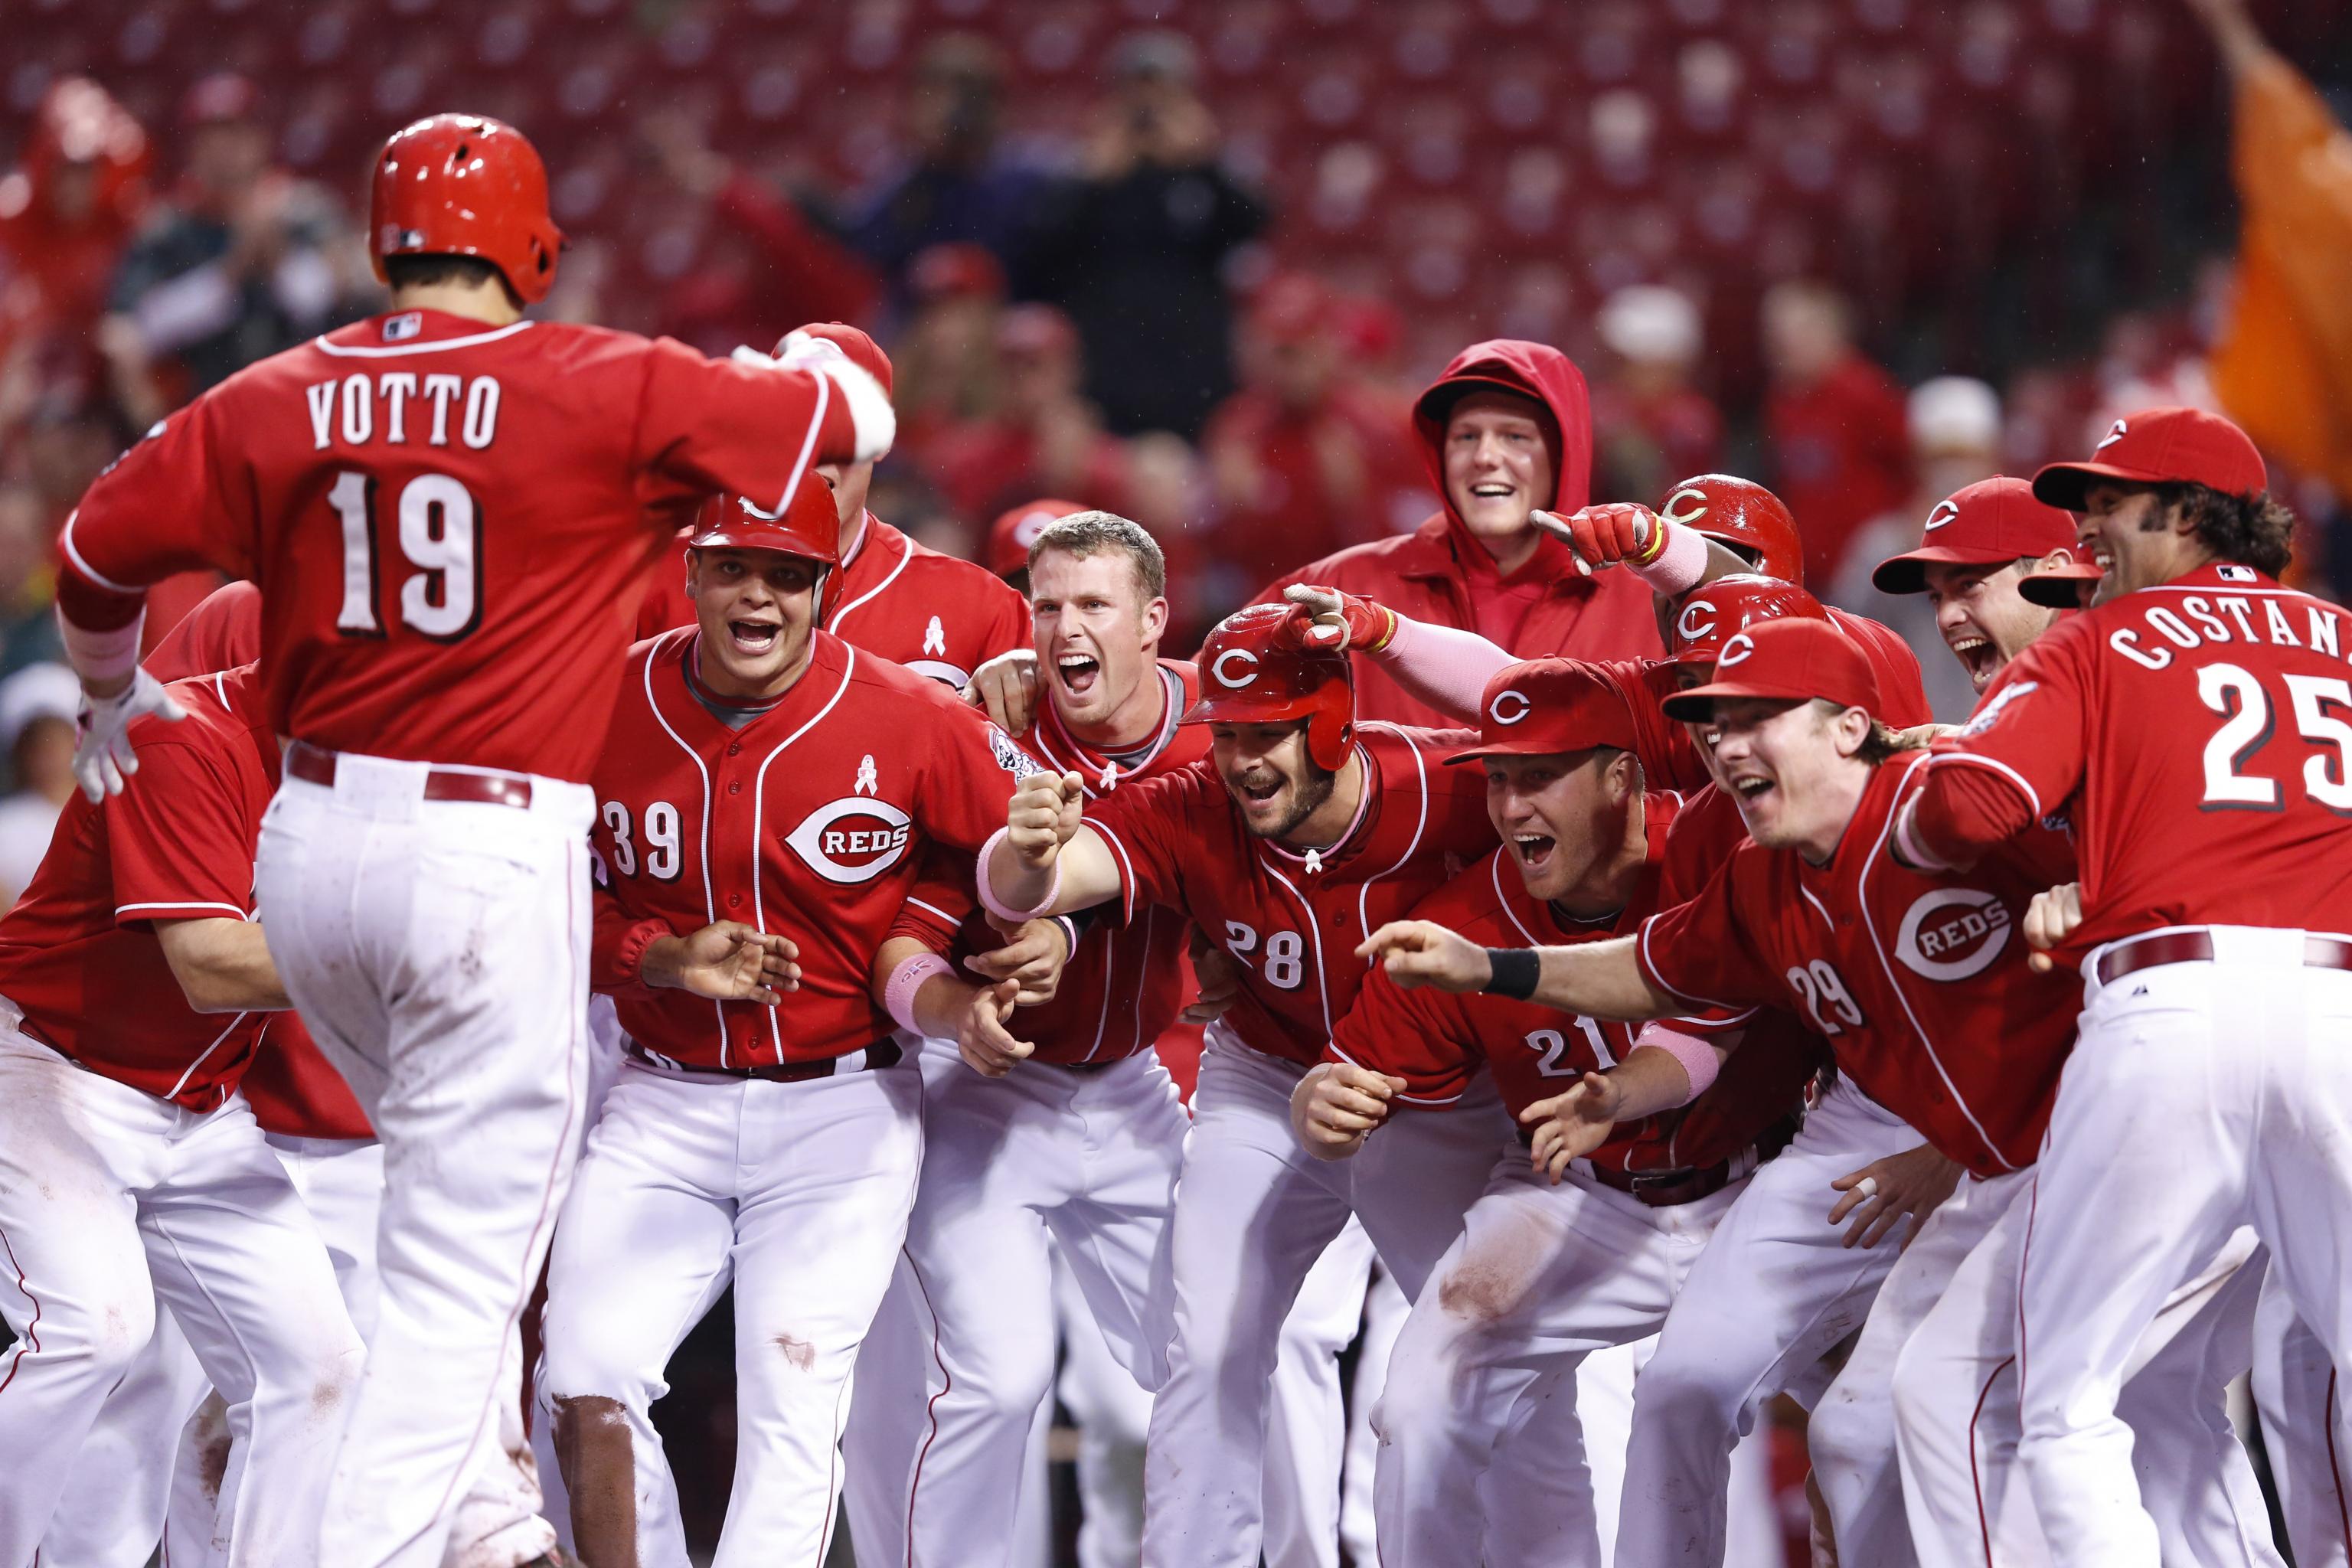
[73,668,186,802]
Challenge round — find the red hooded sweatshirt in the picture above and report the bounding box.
[1256,340,1661,727]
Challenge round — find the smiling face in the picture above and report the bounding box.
[1484,750,1635,903]
[1922,559,2061,692]
[1707,697,1873,861]
[1031,546,1167,738]
[2079,482,2200,603]
[1211,721,1336,841]
[1442,390,1555,553]
[687,547,825,697]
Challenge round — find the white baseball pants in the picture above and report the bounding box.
[1263,1216,1374,1568]
[1371,1153,1743,1568]
[1615,1077,1916,1566]
[2253,1265,2352,1568]
[897,1041,1186,1566]
[0,1022,362,1568]
[1139,1029,1359,1568]
[2015,928,2352,1566]
[539,1055,922,1567]
[1054,1246,1156,1568]
[256,758,592,1568]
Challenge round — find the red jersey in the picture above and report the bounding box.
[243,1020,373,1142]
[590,628,1032,1068]
[57,308,862,782]
[0,667,276,1109]
[1636,751,2077,1178]
[1909,565,2352,959]
[956,660,1211,1066]
[1329,793,1802,1174]
[1591,609,1932,795]
[1081,723,1495,1067]
[824,512,1031,688]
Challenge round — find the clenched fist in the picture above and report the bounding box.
[1290,1061,1406,1161]
[1008,769,1085,870]
[1279,584,1396,654]
[1355,920,1492,993]
[1531,502,1660,577]
[2024,881,2082,972]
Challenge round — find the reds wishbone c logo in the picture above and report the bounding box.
[785,796,914,884]
[1676,599,1718,644]
[1490,690,1532,725]
[2096,418,2128,451]
[1661,486,1710,528]
[1922,499,1960,532]
[1894,887,2013,981]
[1717,632,1756,668]
[1213,648,1259,688]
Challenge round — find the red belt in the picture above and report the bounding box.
[285,742,534,810]
[2096,929,2352,986]
[626,1039,903,1083]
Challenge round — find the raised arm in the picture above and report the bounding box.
[980,769,1126,921]
[1279,586,1509,722]
[1354,922,1679,1021]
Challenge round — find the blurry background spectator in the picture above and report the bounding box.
[100,74,358,430]
[1026,31,1268,440]
[0,480,61,675]
[1761,279,1915,587]
[1831,376,2008,721]
[844,35,1054,301]
[0,78,150,393]
[0,662,80,906]
[888,242,1010,473]
[1590,283,1723,508]
[923,303,1132,524]
[1200,273,1434,593]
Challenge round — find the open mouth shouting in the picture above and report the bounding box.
[728,616,784,655]
[1510,830,1557,874]
[1948,632,2000,689]
[1054,649,1102,699]
[1725,766,1777,812]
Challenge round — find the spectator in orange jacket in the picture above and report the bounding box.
[1255,338,1661,726]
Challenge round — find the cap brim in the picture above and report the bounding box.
[1439,736,1625,766]
[1659,680,1817,722]
[685,533,838,566]
[2030,460,2152,513]
[2017,566,2101,608]
[1869,544,2025,596]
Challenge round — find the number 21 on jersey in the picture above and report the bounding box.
[329,470,482,640]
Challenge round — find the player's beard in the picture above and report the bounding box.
[1246,756,1338,841]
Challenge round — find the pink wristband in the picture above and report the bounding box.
[57,607,144,684]
[1632,1026,1721,1105]
[1628,521,1711,598]
[884,951,954,1034]
[976,826,1061,923]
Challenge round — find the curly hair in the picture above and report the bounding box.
[2150,482,2297,579]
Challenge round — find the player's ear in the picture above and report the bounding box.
[1142,595,1168,644]
[683,547,701,598]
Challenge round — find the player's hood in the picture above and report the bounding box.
[1410,339,1593,547]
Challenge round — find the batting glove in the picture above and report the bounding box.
[1280,584,1398,654]
[72,668,186,802]
[1535,502,1711,595]
[761,331,897,463]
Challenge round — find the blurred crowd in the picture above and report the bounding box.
[0,15,2345,900]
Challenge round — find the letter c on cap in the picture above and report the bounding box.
[2096,418,2127,452]
[1717,632,1756,668]
[1490,690,1532,726]
[1922,499,1959,532]
[1213,648,1259,688]
[1676,600,1717,644]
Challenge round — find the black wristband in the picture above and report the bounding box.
[1483,948,1540,1001]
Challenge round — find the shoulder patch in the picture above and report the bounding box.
[1961,681,2037,737]
[989,725,1043,777]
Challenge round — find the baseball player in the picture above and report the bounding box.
[1867,475,2081,694]
[1360,616,2276,1565]
[979,603,1507,1567]
[984,496,1086,592]
[49,113,891,1567]
[539,476,1049,1566]
[1291,658,1809,1566]
[0,655,362,1567]
[1900,407,2351,1563]
[848,511,1201,1568]
[636,324,1032,688]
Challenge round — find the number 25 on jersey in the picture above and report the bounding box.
[2197,662,2352,812]
[329,470,482,640]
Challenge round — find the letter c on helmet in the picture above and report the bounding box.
[1213,648,1259,688]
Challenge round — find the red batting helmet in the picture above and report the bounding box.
[690,475,842,570]
[371,114,564,305]
[1181,603,1357,772]
[1658,475,1805,585]
[1668,574,1829,667]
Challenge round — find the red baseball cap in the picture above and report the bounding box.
[1444,659,1638,766]
[2032,407,2268,511]
[778,322,893,400]
[1870,477,2078,595]
[1661,618,1883,723]
[2017,540,2103,608]
[985,497,1085,580]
